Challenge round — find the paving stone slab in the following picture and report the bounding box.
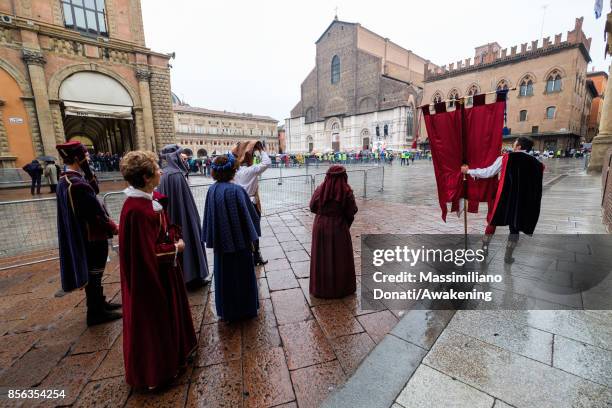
[553,335,612,387]
[424,330,611,408]
[477,310,612,351]
[395,364,494,408]
[390,309,455,350]
[447,310,553,364]
[492,400,514,408]
[322,335,427,408]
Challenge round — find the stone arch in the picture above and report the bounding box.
[543,66,566,80]
[432,91,443,103]
[358,96,375,114]
[306,135,314,153]
[0,65,36,166]
[518,72,537,85]
[360,128,370,151]
[50,65,139,154]
[197,148,208,157]
[326,117,342,130]
[48,63,140,106]
[0,59,32,97]
[466,83,480,96]
[496,78,512,90]
[447,88,461,99]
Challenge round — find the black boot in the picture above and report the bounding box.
[86,274,122,326]
[504,241,517,264]
[253,240,268,266]
[102,296,122,311]
[254,250,268,266]
[481,234,493,258]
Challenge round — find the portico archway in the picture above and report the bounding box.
[59,71,134,154]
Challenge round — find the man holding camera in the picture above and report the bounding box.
[232,140,271,266]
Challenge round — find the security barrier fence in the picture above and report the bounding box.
[0,166,384,262]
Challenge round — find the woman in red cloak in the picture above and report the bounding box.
[309,165,358,298]
[118,151,197,389]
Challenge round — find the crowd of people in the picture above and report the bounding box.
[52,139,359,390]
[37,130,554,392]
[91,152,122,172]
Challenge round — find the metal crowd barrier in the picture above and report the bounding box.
[0,169,385,262]
[0,197,59,258]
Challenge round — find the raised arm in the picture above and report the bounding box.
[462,156,503,179]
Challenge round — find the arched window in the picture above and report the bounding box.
[306,136,313,153]
[331,55,340,84]
[546,71,562,93]
[448,89,460,108]
[519,110,527,122]
[361,129,370,151]
[331,122,340,131]
[432,92,443,103]
[496,80,509,91]
[546,106,556,119]
[519,76,534,96]
[406,106,414,136]
[305,107,315,122]
[466,84,479,105]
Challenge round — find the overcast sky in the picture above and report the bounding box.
[141,0,610,122]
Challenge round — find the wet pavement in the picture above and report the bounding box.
[0,157,610,407]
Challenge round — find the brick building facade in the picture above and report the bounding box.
[421,18,593,153]
[0,0,174,168]
[173,95,278,157]
[285,18,435,154]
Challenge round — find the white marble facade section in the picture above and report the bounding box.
[286,107,410,153]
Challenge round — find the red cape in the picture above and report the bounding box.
[119,193,196,388]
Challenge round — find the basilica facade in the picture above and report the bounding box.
[285,18,434,153]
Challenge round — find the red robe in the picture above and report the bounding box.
[119,192,197,389]
[309,169,358,298]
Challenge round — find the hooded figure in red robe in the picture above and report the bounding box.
[309,165,358,298]
[118,151,197,389]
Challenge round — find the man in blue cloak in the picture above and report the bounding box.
[158,144,209,288]
[56,141,122,326]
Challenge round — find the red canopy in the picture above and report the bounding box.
[421,92,506,221]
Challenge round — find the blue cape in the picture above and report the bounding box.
[202,182,260,253]
[56,172,92,291]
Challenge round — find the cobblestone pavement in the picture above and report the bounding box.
[0,158,609,407]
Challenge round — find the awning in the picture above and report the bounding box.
[63,101,133,120]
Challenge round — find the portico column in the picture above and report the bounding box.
[22,49,56,156]
[135,68,155,151]
[588,63,612,172]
